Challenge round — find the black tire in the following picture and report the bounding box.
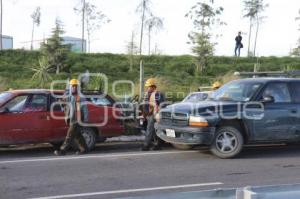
[172,144,194,150]
[81,128,97,151]
[50,142,63,150]
[210,126,244,159]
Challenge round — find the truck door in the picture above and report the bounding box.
[253,82,298,141]
[0,94,51,144]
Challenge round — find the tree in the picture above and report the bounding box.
[126,31,138,72]
[40,18,71,74]
[30,7,41,50]
[243,0,268,57]
[291,9,300,56]
[80,0,85,52]
[145,16,163,55]
[252,0,268,57]
[136,0,152,100]
[297,9,300,31]
[190,32,214,73]
[74,2,110,53]
[30,56,52,88]
[136,0,152,56]
[243,0,256,56]
[0,0,3,50]
[186,0,225,73]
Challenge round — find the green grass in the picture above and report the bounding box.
[0,49,300,101]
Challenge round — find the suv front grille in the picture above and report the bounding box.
[160,112,189,127]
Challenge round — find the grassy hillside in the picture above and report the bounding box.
[0,49,300,101]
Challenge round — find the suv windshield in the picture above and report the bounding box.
[0,92,12,105]
[210,81,262,102]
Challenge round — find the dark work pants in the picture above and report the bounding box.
[60,123,88,152]
[144,115,161,148]
[235,44,241,57]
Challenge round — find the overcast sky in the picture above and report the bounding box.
[4,0,300,56]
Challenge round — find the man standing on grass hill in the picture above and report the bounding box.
[54,79,88,156]
[141,78,164,151]
[235,31,243,57]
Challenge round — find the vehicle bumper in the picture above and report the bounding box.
[155,123,215,145]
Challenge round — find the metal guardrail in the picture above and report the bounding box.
[236,184,300,199]
[120,184,300,199]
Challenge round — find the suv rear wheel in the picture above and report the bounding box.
[210,126,244,158]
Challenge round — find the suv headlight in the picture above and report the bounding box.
[189,115,208,127]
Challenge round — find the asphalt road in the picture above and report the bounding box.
[1,142,300,199]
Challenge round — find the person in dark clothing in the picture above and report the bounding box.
[54,79,88,156]
[141,78,164,151]
[235,31,243,57]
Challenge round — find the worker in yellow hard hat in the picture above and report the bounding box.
[141,78,164,151]
[212,81,222,90]
[54,79,88,156]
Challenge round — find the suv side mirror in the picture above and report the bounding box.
[262,95,274,103]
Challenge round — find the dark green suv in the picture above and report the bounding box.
[156,78,300,158]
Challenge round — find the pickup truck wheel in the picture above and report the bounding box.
[81,128,96,151]
[172,144,194,150]
[210,126,243,159]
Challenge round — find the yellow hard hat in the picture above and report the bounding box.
[69,79,79,86]
[212,81,222,89]
[145,78,156,87]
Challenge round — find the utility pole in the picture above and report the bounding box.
[81,0,85,53]
[0,0,3,50]
[30,20,34,50]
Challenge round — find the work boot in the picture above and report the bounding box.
[54,150,66,156]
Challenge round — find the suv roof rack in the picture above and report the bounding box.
[234,70,300,78]
[198,86,213,91]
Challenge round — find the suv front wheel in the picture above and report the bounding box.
[210,126,244,158]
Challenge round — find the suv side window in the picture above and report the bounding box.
[262,83,291,103]
[289,82,300,103]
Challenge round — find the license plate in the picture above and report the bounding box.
[166,129,176,138]
[139,119,144,125]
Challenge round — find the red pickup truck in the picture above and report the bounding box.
[0,89,124,150]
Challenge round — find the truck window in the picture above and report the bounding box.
[24,94,48,112]
[1,95,29,112]
[262,83,291,103]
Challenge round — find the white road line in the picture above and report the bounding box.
[29,182,223,199]
[0,150,199,164]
